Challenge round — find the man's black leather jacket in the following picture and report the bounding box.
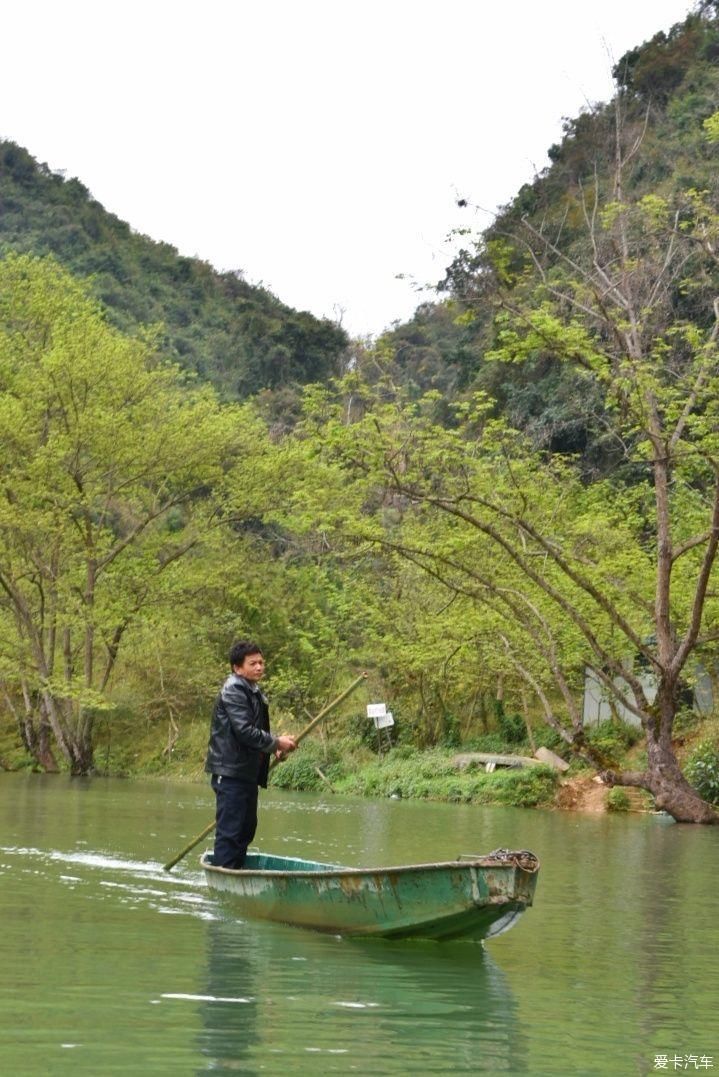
[204,674,278,787]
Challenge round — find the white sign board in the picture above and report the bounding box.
[367,702,394,730]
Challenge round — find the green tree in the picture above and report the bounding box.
[292,359,719,822]
[0,255,240,773]
[373,157,719,820]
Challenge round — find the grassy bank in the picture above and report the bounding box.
[269,740,559,808]
[3,706,719,815]
[0,707,559,807]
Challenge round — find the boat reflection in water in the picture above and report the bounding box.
[196,915,526,1074]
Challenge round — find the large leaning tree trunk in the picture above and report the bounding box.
[615,682,718,824]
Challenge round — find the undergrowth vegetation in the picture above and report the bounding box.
[269,741,558,808]
[584,720,644,765]
[684,740,719,805]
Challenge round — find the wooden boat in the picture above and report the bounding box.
[201,848,539,940]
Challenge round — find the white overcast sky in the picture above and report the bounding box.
[0,0,697,337]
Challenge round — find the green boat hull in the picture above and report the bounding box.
[202,850,539,940]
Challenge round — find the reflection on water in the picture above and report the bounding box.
[0,773,717,1075]
[194,918,521,1074]
[197,921,260,1075]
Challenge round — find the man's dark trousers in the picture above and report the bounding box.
[211,774,258,868]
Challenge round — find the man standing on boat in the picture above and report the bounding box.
[205,640,297,869]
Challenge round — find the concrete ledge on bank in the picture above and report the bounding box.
[453,747,570,773]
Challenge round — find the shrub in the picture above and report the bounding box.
[494,701,526,744]
[386,744,419,761]
[531,726,566,753]
[586,719,642,763]
[684,741,719,805]
[273,743,560,809]
[490,765,558,808]
[270,741,345,792]
[336,753,557,807]
[440,713,461,749]
[607,787,631,812]
[463,732,523,754]
[673,706,701,734]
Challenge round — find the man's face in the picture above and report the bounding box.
[234,652,265,683]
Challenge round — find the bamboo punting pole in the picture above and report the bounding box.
[163,671,367,871]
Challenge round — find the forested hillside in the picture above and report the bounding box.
[0,141,348,400]
[378,4,719,472]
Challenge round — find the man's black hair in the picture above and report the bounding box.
[229,640,263,669]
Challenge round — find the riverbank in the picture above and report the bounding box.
[2,706,717,816]
[0,713,608,813]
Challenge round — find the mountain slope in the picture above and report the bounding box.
[379,6,719,470]
[0,140,347,398]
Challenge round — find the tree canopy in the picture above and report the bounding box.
[0,255,241,770]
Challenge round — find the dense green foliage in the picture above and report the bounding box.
[0,256,366,773]
[585,721,644,766]
[684,739,719,803]
[3,10,719,824]
[268,739,346,792]
[606,787,632,812]
[0,142,348,400]
[0,255,237,770]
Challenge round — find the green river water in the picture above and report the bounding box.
[1,772,716,1076]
